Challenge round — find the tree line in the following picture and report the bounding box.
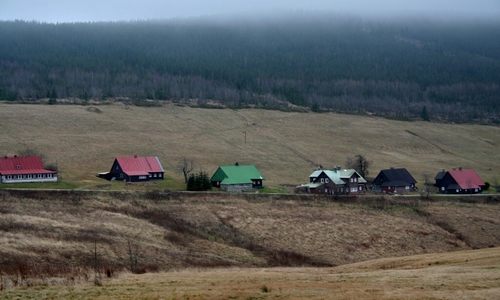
[1,14,499,123]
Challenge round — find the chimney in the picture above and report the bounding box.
[235,162,239,166]
[459,167,462,171]
[134,155,137,158]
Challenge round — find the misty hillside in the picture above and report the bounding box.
[1,14,500,123]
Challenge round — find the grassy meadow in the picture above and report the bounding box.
[1,103,500,298]
[0,102,499,190]
[1,246,499,299]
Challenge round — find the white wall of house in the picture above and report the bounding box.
[1,174,57,184]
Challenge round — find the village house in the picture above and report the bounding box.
[210,163,264,192]
[372,167,417,193]
[297,167,367,195]
[435,168,485,194]
[0,155,57,184]
[98,155,164,182]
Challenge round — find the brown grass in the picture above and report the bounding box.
[0,192,499,290]
[0,103,499,189]
[1,247,499,299]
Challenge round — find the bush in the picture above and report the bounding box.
[187,171,212,191]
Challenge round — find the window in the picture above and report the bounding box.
[354,178,357,182]
[154,173,157,178]
[359,186,362,191]
[159,173,162,178]
[350,178,353,183]
[321,178,324,183]
[325,178,329,183]
[325,189,328,193]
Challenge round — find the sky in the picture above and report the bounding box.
[1,0,499,23]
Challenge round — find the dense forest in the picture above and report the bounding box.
[1,13,499,123]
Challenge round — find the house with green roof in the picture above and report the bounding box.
[210,163,264,192]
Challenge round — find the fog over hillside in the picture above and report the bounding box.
[1,0,500,23]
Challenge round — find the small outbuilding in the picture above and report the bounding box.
[210,163,264,192]
[98,155,164,182]
[372,167,417,193]
[0,155,57,184]
[435,168,485,194]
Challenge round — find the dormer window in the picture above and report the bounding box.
[16,165,21,169]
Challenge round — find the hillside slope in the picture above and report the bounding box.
[0,103,499,188]
[3,247,500,299]
[1,191,499,287]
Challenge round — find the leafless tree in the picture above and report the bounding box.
[421,173,432,200]
[494,178,500,194]
[346,154,371,178]
[127,239,141,274]
[177,157,195,184]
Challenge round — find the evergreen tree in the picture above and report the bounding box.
[420,105,430,121]
[187,171,212,191]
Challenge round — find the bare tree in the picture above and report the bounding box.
[494,178,500,195]
[345,154,371,178]
[421,173,432,200]
[127,239,141,274]
[177,157,195,184]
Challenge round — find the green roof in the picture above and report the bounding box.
[210,165,264,185]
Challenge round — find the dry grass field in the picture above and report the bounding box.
[0,102,499,188]
[0,191,499,293]
[1,103,500,298]
[1,246,500,299]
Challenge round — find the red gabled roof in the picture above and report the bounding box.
[0,156,56,175]
[448,169,484,189]
[116,156,164,176]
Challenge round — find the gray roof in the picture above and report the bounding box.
[309,168,367,185]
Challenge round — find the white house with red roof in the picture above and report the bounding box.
[0,155,57,184]
[98,155,164,182]
[435,168,485,194]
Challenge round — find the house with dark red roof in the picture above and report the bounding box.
[98,155,164,182]
[372,167,417,194]
[435,168,485,194]
[0,155,57,184]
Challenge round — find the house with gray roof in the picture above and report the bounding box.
[297,167,367,195]
[210,163,264,192]
[372,167,417,193]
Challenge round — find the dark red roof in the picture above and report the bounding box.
[116,156,164,176]
[448,169,484,189]
[0,156,56,175]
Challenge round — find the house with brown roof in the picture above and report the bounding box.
[0,155,57,184]
[98,155,164,182]
[296,167,367,195]
[435,168,485,194]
